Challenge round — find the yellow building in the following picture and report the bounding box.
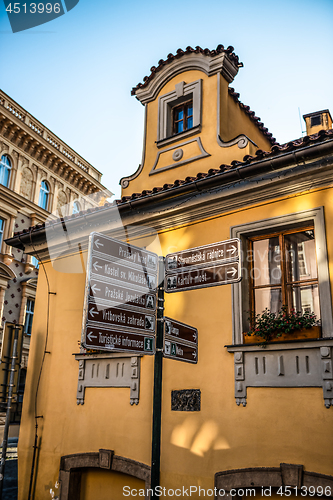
[7,45,333,499]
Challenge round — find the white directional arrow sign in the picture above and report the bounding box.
[92,261,102,272]
[94,239,104,249]
[226,266,238,278]
[89,307,99,318]
[91,284,101,294]
[87,332,97,342]
[226,244,237,256]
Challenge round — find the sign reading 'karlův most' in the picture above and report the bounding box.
[82,233,158,355]
[165,238,241,292]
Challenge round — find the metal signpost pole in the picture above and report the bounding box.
[0,325,19,500]
[150,257,165,497]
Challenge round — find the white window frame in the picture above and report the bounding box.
[0,155,12,187]
[24,298,35,335]
[0,218,4,250]
[231,207,333,344]
[38,180,50,210]
[72,200,80,214]
[157,79,202,147]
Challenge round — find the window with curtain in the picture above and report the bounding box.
[248,226,320,324]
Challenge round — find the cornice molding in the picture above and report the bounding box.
[135,52,240,104]
[0,91,111,196]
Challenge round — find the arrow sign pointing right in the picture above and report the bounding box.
[226,244,237,255]
[226,267,237,277]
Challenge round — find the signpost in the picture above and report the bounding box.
[81,233,241,497]
[82,232,158,355]
[165,238,241,292]
[163,317,198,364]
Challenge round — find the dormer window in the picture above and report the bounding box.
[157,79,202,147]
[173,100,193,134]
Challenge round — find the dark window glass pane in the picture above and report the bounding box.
[254,288,282,315]
[176,121,183,133]
[187,116,193,129]
[176,109,183,120]
[311,115,321,127]
[187,106,193,117]
[252,237,281,286]
[285,230,317,282]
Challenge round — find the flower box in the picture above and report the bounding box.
[243,325,321,344]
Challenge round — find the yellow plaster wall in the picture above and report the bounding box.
[18,187,333,499]
[122,70,273,196]
[80,470,145,499]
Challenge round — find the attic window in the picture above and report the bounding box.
[173,100,193,134]
[311,115,322,127]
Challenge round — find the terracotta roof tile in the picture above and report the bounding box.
[228,87,277,145]
[12,129,333,237]
[131,45,242,95]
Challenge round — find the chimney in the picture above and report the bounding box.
[303,109,332,136]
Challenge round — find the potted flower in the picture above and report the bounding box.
[244,306,321,344]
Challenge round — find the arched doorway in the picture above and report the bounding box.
[59,450,150,500]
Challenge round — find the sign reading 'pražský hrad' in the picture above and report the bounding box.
[82,232,158,355]
[165,238,241,292]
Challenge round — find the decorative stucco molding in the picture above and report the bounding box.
[150,137,210,175]
[227,340,333,408]
[134,52,240,104]
[75,353,141,405]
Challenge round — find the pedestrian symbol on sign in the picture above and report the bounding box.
[171,343,177,356]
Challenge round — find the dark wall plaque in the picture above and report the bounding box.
[171,389,201,411]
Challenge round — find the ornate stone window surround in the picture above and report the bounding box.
[231,207,332,343]
[228,208,333,408]
[157,79,202,147]
[0,154,12,188]
[0,208,16,257]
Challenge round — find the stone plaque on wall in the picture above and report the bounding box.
[171,389,201,411]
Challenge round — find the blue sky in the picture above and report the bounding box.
[1,0,333,199]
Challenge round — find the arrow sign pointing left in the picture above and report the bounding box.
[87,332,97,342]
[89,307,99,318]
[93,261,102,272]
[94,239,104,249]
[91,284,101,294]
